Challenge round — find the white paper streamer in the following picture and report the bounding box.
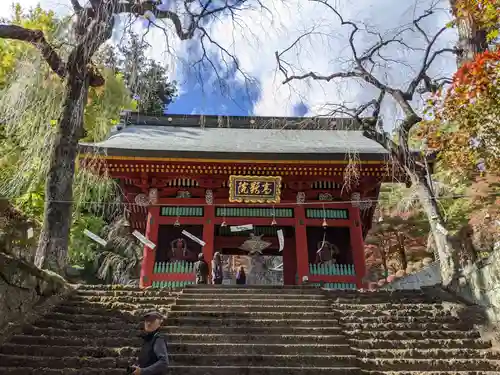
[277,229,284,252]
[230,224,254,232]
[132,230,156,249]
[182,230,206,246]
[84,229,107,247]
[27,227,34,239]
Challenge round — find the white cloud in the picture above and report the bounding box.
[1,0,458,130]
[199,0,457,126]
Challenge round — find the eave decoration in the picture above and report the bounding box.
[229,175,282,204]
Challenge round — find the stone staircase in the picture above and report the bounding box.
[328,289,500,374]
[0,285,499,374]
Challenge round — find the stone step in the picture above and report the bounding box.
[359,358,500,371]
[58,301,174,311]
[23,325,344,337]
[184,285,320,291]
[0,366,360,375]
[342,322,473,331]
[0,353,357,368]
[176,298,331,306]
[338,315,460,324]
[168,310,335,319]
[10,332,347,346]
[53,305,170,317]
[332,309,450,318]
[167,317,341,328]
[43,312,140,324]
[69,295,178,304]
[331,297,441,305]
[354,348,500,360]
[170,304,333,313]
[347,330,481,340]
[75,289,179,297]
[349,338,491,350]
[0,342,353,356]
[363,372,498,375]
[181,292,325,299]
[333,303,444,310]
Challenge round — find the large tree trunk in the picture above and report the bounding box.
[411,172,458,286]
[34,64,90,274]
[450,0,488,66]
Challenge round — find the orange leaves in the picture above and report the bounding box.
[417,47,500,175]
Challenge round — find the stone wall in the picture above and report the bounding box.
[0,251,71,333]
[382,261,442,290]
[453,249,500,324]
[382,250,500,324]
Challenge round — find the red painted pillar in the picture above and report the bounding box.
[283,242,296,285]
[349,206,366,289]
[203,205,215,272]
[294,206,309,284]
[140,206,160,288]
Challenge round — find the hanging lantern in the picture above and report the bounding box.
[351,192,361,207]
[322,218,328,228]
[221,220,227,227]
[271,217,277,226]
[174,218,181,227]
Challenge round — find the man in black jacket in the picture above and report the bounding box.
[129,311,169,375]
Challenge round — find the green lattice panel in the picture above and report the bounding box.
[309,263,355,276]
[305,208,349,219]
[153,261,195,274]
[216,207,293,218]
[160,206,204,217]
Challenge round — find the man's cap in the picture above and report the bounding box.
[143,310,164,320]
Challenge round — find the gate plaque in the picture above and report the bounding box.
[228,175,282,204]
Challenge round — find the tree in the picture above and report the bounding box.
[97,33,177,113]
[0,0,248,274]
[275,1,462,285]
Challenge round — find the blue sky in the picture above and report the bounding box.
[0,0,457,125]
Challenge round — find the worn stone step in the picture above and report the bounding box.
[53,305,170,317]
[332,297,440,305]
[363,371,498,375]
[359,358,500,371]
[176,298,330,306]
[31,319,141,331]
[23,324,344,337]
[170,304,332,313]
[0,366,360,375]
[348,330,481,340]
[168,310,335,319]
[333,303,444,310]
[0,353,357,368]
[181,292,325,299]
[168,317,341,328]
[0,342,353,356]
[10,332,346,346]
[333,309,450,318]
[354,348,500,360]
[42,312,138,324]
[349,338,491,350]
[75,289,179,297]
[58,301,173,311]
[70,295,177,304]
[339,315,460,324]
[342,322,472,331]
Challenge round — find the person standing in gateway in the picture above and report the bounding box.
[194,253,209,284]
[211,252,223,284]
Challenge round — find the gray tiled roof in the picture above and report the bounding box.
[80,125,389,161]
